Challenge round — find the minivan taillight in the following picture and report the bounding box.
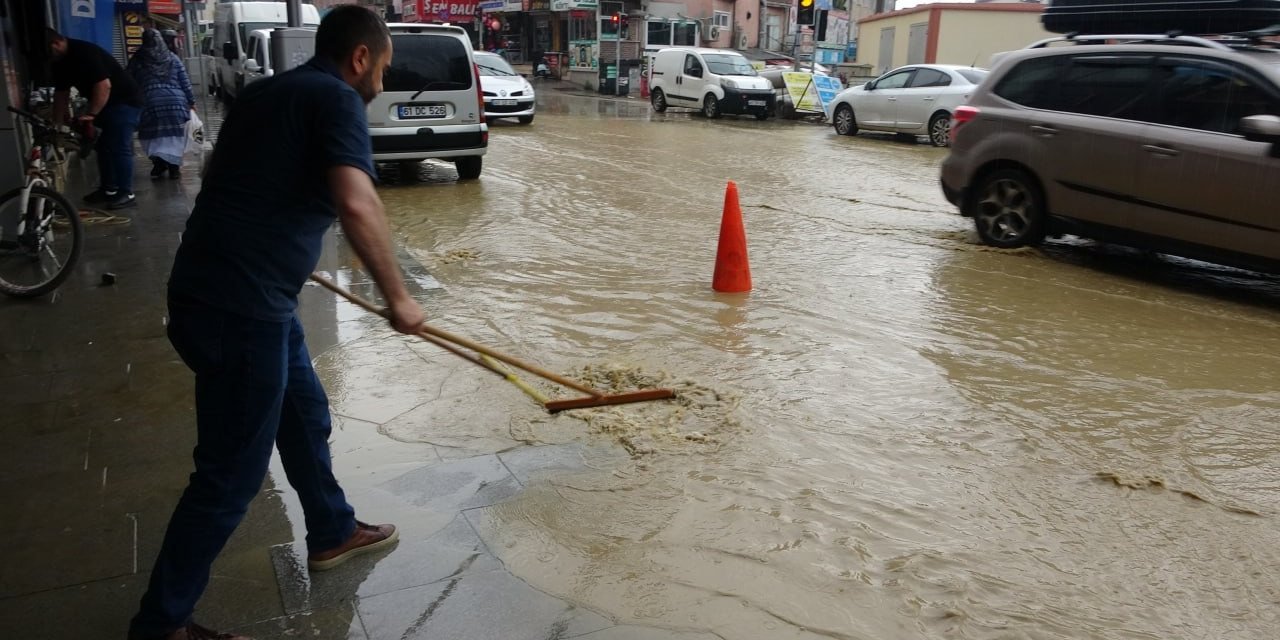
[951,106,979,142]
[474,63,485,124]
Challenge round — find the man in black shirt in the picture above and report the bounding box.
[48,28,144,210]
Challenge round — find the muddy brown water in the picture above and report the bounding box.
[331,92,1280,639]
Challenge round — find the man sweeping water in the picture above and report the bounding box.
[130,6,425,639]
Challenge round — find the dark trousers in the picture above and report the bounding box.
[95,103,141,194]
[129,301,356,638]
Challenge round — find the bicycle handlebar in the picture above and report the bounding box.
[8,106,53,130]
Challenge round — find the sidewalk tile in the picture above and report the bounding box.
[357,569,611,640]
[270,515,501,615]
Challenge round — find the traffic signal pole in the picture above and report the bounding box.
[616,12,622,96]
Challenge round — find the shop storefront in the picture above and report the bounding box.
[402,0,482,45]
[553,0,597,80]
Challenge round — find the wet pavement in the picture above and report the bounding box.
[3,85,1280,639]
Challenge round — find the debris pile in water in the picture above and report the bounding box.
[439,248,480,264]
[563,364,740,457]
[1094,471,1261,516]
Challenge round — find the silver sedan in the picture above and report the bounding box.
[829,64,988,147]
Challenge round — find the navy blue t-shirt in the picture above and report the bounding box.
[168,58,375,320]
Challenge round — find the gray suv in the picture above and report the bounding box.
[940,33,1280,273]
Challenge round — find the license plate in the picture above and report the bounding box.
[399,105,446,118]
[748,100,766,107]
[493,99,517,106]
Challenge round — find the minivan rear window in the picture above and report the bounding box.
[385,34,473,92]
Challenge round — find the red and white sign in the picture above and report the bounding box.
[403,0,479,23]
[148,0,182,15]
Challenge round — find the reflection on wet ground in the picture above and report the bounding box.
[327,90,1280,639]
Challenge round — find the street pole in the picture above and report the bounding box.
[616,12,622,96]
[286,0,302,28]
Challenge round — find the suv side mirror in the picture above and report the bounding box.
[245,59,261,73]
[1241,114,1280,141]
[865,81,876,91]
[222,42,236,62]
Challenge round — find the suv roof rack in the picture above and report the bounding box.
[1024,27,1280,51]
[1025,32,1234,51]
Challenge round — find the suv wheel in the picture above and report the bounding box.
[928,112,951,147]
[833,104,857,136]
[971,169,1046,248]
[702,94,721,119]
[651,88,667,113]
[455,156,482,181]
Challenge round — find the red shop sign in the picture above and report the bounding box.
[149,0,182,15]
[422,0,479,22]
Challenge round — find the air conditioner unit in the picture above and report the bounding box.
[708,26,721,39]
[738,33,748,49]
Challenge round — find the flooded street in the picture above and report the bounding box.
[330,91,1280,639]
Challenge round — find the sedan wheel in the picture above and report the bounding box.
[928,112,951,147]
[833,104,857,136]
[972,169,1046,248]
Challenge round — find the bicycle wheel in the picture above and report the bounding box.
[0,185,82,297]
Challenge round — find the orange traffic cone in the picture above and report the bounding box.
[712,181,752,293]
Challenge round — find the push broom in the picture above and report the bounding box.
[309,273,676,413]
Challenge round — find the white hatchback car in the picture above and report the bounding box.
[474,51,536,124]
[829,64,987,147]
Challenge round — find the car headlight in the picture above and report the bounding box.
[721,78,739,90]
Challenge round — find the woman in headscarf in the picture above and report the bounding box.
[128,28,195,179]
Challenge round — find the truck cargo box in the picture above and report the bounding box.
[1042,0,1280,35]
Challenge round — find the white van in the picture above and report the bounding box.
[239,27,317,87]
[649,48,775,120]
[368,24,488,180]
[211,2,320,100]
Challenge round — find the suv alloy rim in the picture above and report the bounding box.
[976,178,1032,243]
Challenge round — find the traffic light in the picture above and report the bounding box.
[620,13,629,39]
[797,0,815,26]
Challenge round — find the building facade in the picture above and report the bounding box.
[856,2,1047,75]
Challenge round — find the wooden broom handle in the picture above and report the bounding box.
[309,273,603,397]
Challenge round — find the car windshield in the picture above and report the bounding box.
[956,68,988,84]
[476,55,518,77]
[385,33,473,92]
[703,54,756,76]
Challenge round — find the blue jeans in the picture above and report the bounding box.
[129,299,357,638]
[96,103,141,194]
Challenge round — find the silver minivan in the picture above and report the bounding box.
[941,33,1280,274]
[369,23,488,180]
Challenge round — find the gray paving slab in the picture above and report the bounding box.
[378,454,522,513]
[229,601,370,640]
[0,510,135,599]
[0,574,145,639]
[357,568,612,640]
[569,626,725,640]
[498,442,630,486]
[270,514,502,615]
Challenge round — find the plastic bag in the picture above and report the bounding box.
[185,111,211,157]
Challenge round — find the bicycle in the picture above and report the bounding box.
[0,106,83,298]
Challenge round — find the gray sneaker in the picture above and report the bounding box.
[83,188,116,204]
[106,192,137,210]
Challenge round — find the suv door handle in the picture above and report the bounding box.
[888,97,897,101]
[1030,124,1058,137]
[1143,144,1180,157]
